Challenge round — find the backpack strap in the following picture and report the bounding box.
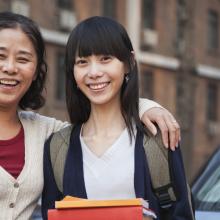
[143,131,177,209]
[49,125,73,193]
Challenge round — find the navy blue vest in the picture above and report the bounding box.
[63,124,160,214]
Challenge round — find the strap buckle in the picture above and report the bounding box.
[154,184,174,209]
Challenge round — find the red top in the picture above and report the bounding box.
[0,127,25,179]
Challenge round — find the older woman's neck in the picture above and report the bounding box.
[0,105,18,122]
[0,107,21,140]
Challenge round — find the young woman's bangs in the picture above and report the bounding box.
[75,26,127,60]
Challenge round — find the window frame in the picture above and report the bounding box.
[142,0,155,30]
[206,82,218,122]
[207,9,219,52]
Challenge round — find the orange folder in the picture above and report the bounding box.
[48,196,156,220]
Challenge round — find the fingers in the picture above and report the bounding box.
[163,112,180,151]
[154,115,169,149]
[142,116,157,136]
[141,107,181,151]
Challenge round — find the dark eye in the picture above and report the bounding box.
[78,60,86,64]
[0,54,6,60]
[101,55,112,62]
[75,58,88,66]
[17,57,30,63]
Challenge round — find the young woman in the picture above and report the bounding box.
[42,17,194,220]
[0,12,180,220]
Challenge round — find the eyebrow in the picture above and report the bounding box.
[18,50,34,57]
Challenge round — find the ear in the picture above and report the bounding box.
[124,51,136,74]
[126,51,136,72]
[130,51,136,65]
[131,51,135,56]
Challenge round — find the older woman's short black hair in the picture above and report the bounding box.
[65,16,145,138]
[0,11,47,110]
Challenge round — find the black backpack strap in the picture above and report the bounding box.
[143,131,177,209]
[49,125,73,193]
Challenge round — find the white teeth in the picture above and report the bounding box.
[0,79,18,86]
[89,83,108,90]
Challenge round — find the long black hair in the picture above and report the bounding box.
[0,11,47,110]
[65,16,145,137]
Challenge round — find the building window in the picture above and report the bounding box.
[141,0,157,50]
[207,10,219,50]
[55,52,66,101]
[207,83,218,121]
[57,0,76,32]
[140,71,154,99]
[57,0,72,9]
[142,0,155,29]
[103,0,116,18]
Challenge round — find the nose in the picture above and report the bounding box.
[1,58,18,75]
[87,62,103,78]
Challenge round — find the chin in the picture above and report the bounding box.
[90,100,109,105]
[86,91,120,106]
[90,96,120,107]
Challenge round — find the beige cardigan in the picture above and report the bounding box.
[0,111,68,220]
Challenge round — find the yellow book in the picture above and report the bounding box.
[55,196,149,209]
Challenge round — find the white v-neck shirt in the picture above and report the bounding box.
[80,127,137,200]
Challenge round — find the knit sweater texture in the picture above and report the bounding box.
[0,111,68,220]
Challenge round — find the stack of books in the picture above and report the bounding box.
[48,196,157,220]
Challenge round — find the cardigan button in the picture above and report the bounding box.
[9,203,15,208]
[14,182,19,188]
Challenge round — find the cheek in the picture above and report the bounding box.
[73,68,79,84]
[73,67,85,85]
[26,64,38,80]
[32,67,38,81]
[113,65,126,81]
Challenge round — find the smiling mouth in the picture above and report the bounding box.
[0,79,19,87]
[87,82,110,90]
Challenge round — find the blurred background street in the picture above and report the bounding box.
[1,0,220,185]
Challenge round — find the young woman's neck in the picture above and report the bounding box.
[84,101,125,137]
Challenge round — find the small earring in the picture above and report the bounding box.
[125,74,129,83]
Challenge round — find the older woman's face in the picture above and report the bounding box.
[0,27,37,110]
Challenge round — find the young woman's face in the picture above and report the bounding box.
[0,28,37,109]
[74,54,126,106]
